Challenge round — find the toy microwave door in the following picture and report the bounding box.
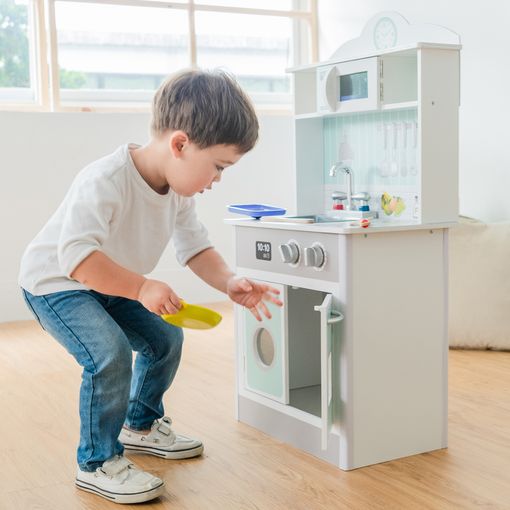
[242,282,288,405]
[317,56,380,114]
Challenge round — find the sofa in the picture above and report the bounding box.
[448,217,510,350]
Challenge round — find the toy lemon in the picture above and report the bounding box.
[161,301,222,330]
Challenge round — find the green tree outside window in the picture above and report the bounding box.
[0,0,86,91]
[0,0,30,87]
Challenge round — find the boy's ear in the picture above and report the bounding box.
[169,130,189,158]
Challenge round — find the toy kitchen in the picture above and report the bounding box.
[227,11,460,470]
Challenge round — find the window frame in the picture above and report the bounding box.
[1,0,318,112]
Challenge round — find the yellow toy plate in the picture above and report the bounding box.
[161,301,222,330]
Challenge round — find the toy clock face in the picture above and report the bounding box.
[373,17,397,49]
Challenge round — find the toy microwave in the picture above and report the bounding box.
[316,56,380,114]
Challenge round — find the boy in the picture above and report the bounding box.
[19,69,282,504]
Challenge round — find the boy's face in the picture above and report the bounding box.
[167,134,242,197]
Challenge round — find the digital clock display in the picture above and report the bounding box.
[255,241,271,261]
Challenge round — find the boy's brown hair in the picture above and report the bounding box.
[151,69,259,154]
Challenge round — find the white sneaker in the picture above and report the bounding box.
[119,416,204,459]
[75,455,164,504]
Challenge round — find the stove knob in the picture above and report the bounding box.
[279,242,299,264]
[304,245,325,268]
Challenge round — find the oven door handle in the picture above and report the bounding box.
[328,310,344,325]
[315,298,344,451]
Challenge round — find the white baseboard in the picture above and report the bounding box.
[0,280,32,322]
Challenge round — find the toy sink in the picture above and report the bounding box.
[261,214,353,224]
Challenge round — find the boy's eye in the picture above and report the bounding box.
[216,165,224,173]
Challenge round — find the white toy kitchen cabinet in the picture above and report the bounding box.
[228,11,460,471]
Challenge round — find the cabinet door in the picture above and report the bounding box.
[243,282,288,404]
[315,293,344,450]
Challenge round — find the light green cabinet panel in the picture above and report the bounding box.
[243,282,288,404]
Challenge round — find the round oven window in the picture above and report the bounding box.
[254,328,275,367]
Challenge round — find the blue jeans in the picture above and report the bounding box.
[22,288,184,472]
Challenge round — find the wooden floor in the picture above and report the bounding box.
[1,302,510,509]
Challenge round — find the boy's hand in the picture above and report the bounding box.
[137,279,182,315]
[227,277,283,321]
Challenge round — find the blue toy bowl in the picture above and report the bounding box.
[228,204,286,219]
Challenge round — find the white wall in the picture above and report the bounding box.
[3,2,508,322]
[0,111,294,322]
[318,0,510,223]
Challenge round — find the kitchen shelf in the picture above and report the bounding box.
[381,100,418,111]
[295,101,418,120]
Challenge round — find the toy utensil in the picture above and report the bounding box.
[390,122,399,176]
[161,301,222,330]
[380,122,390,177]
[410,121,418,176]
[400,122,408,177]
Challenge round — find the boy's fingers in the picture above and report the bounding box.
[260,301,272,319]
[259,285,280,295]
[250,306,262,322]
[265,294,283,307]
[170,296,182,310]
[162,298,180,315]
[161,305,174,315]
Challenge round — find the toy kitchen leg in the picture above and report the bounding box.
[233,225,448,471]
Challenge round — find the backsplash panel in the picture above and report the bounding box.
[323,108,419,221]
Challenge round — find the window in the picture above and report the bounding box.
[0,0,317,111]
[0,0,38,104]
[55,2,189,105]
[194,11,294,103]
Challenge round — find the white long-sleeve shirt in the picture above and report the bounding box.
[19,143,212,296]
